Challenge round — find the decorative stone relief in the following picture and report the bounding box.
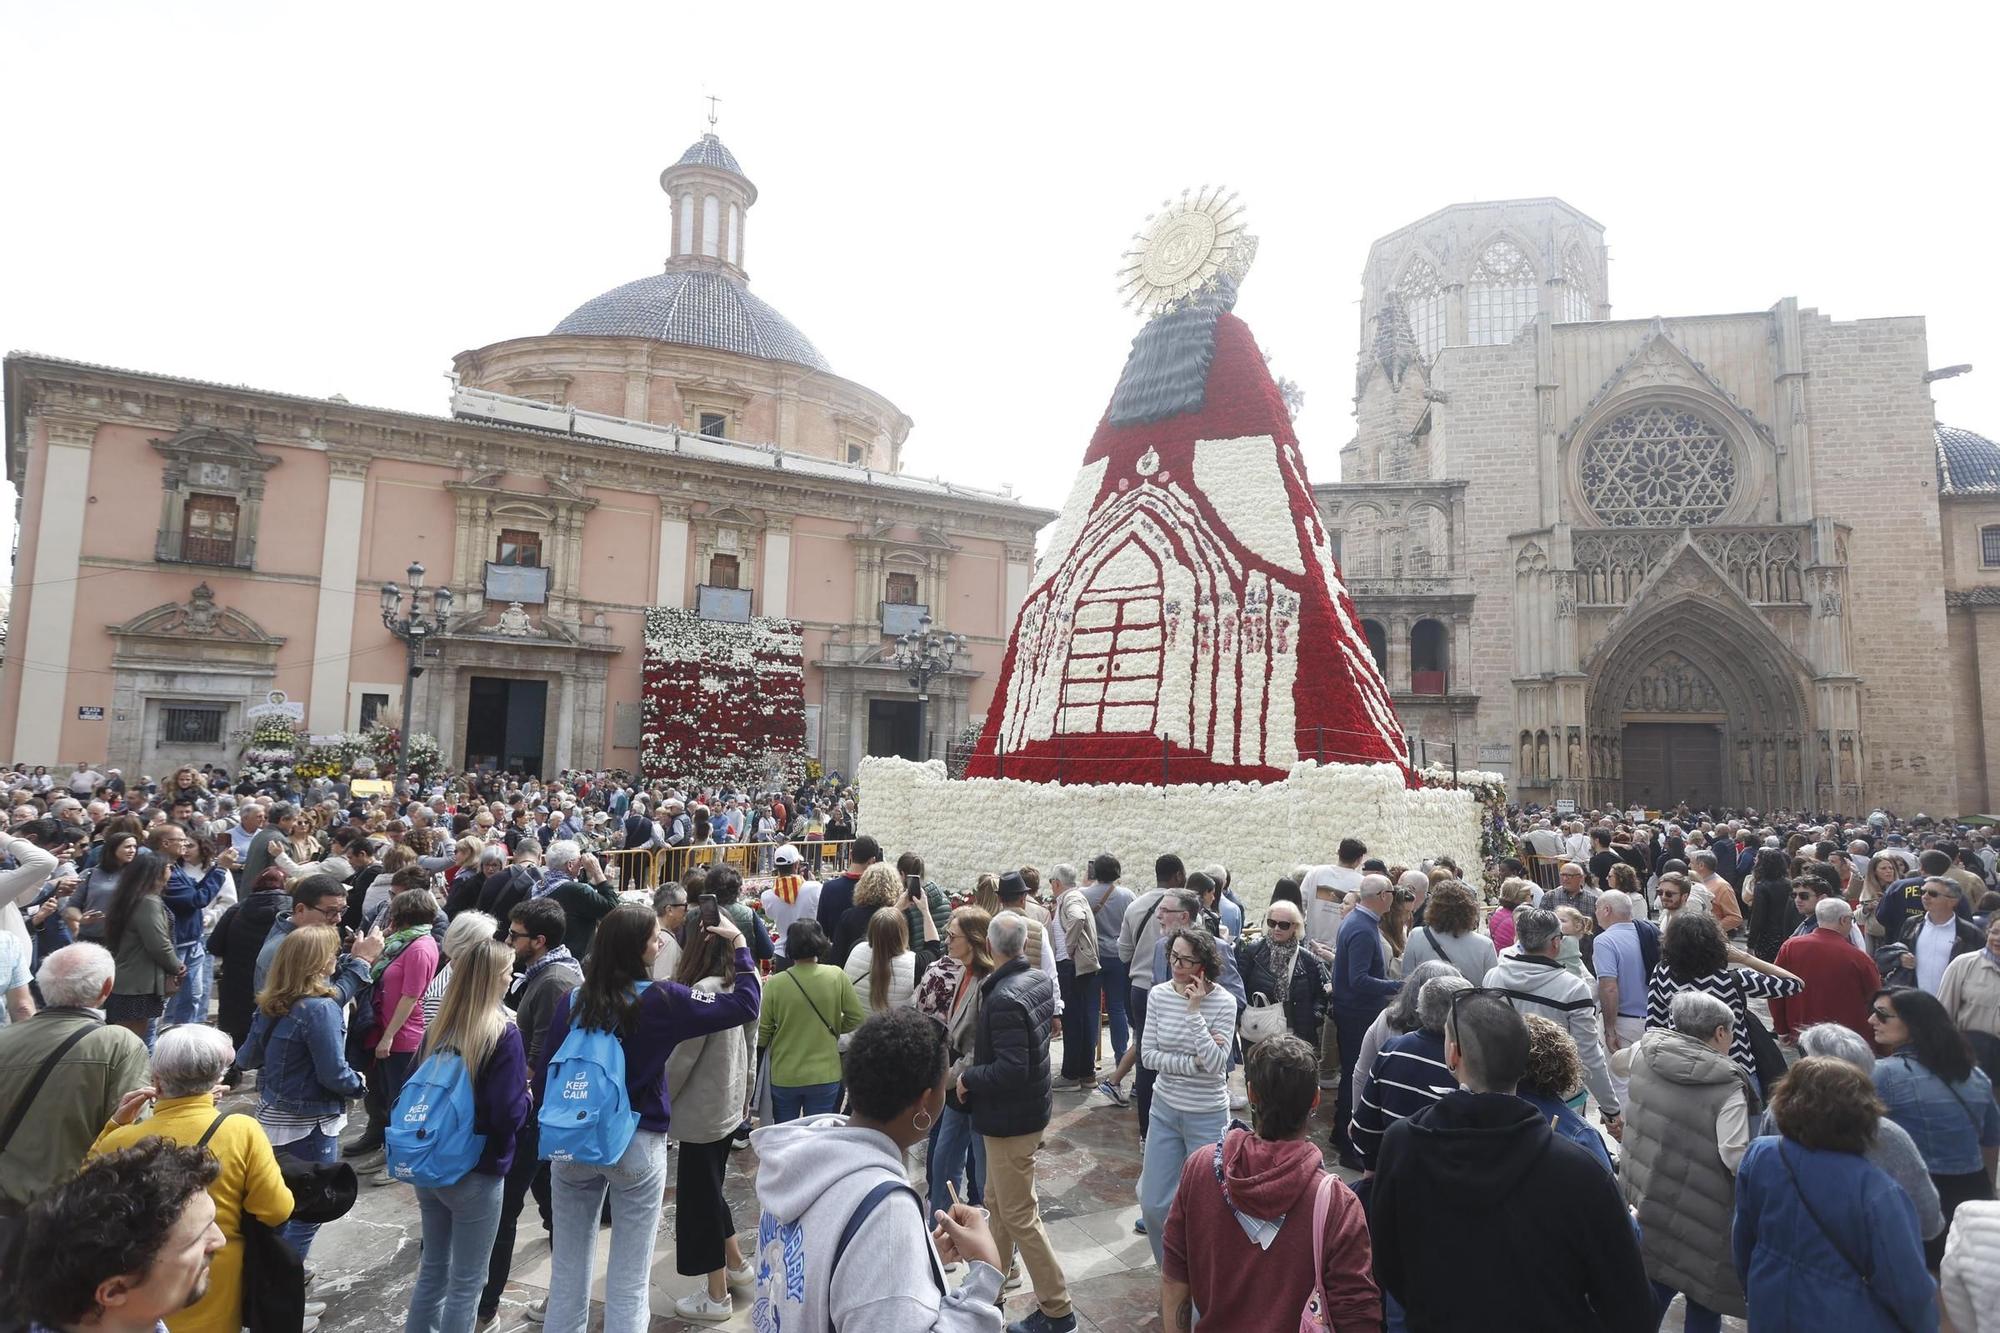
[1622,652,1723,713]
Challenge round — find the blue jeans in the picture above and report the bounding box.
[1651,1282,1721,1333]
[1097,956,1130,1062]
[1138,1098,1227,1268]
[407,1172,505,1333]
[772,1081,842,1122]
[926,1102,987,1218]
[275,1127,339,1258]
[162,940,209,1026]
[546,1130,670,1333]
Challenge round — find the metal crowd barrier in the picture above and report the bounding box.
[599,839,856,893]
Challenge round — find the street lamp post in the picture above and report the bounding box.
[892,612,964,762]
[380,560,453,789]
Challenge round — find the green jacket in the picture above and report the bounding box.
[0,1008,150,1207]
[757,962,865,1088]
[110,895,181,997]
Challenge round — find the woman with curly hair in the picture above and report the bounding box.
[829,862,903,965]
[1137,925,1237,1265]
[1518,1015,1613,1171]
[1402,879,1498,981]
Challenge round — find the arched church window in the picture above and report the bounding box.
[1396,258,1446,362]
[701,195,721,258]
[678,194,695,256]
[1410,619,1448,695]
[1361,620,1388,675]
[1579,403,1739,528]
[1560,245,1594,323]
[1467,240,1538,345]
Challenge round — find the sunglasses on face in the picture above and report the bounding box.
[1869,1006,1898,1024]
[1792,890,1816,901]
[1265,919,1297,930]
[1922,890,1949,899]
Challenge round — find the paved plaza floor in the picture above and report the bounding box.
[292,1032,1733,1332]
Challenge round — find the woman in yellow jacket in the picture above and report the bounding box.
[90,1023,296,1333]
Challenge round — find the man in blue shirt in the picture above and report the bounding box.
[1592,889,1652,1107]
[1331,873,1402,1167]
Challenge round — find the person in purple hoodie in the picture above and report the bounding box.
[531,903,761,1333]
[402,937,531,1333]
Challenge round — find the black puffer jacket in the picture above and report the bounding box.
[1236,937,1330,1044]
[962,957,1054,1139]
[210,887,289,1044]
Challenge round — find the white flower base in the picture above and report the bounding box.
[858,756,1481,912]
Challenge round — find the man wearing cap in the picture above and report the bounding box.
[995,871,1062,1014]
[759,844,820,971]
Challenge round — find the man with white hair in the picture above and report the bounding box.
[1524,818,1565,859]
[1770,896,1882,1043]
[536,838,619,959]
[1592,889,1653,1104]
[0,943,150,1208]
[1330,874,1404,1166]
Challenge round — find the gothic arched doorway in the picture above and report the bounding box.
[1585,597,1812,811]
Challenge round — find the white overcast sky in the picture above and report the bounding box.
[3,1,1995,544]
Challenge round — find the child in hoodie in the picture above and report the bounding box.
[752,1006,1005,1333]
[1162,1033,1381,1333]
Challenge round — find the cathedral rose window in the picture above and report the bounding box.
[1579,403,1738,527]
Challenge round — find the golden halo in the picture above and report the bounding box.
[1116,186,1254,317]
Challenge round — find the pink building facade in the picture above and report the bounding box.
[1,132,1051,779]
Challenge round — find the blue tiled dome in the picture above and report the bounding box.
[1938,424,2000,494]
[552,269,831,373]
[676,133,743,175]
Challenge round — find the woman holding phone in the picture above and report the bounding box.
[1135,925,1237,1266]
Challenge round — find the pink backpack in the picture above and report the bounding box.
[1298,1172,1339,1331]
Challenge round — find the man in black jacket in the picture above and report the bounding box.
[959,912,1072,1333]
[814,835,879,967]
[1371,990,1651,1332]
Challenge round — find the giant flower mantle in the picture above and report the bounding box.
[640,608,806,788]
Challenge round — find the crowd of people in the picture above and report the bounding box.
[0,761,1996,1333]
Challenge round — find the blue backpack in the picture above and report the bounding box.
[538,1023,639,1166]
[385,1050,485,1187]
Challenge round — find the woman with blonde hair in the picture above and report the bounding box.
[1859,852,1903,941]
[828,860,903,963]
[844,896,943,1014]
[973,871,1002,917]
[915,905,997,1219]
[422,910,499,1028]
[239,924,366,1260]
[401,938,530,1333]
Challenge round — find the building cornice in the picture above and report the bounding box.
[4,353,1053,538]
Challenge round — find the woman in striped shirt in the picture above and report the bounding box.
[1137,926,1239,1267]
[1646,909,1801,1091]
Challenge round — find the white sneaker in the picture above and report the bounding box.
[371,1169,396,1187]
[726,1261,756,1291]
[301,1318,320,1333]
[524,1297,547,1324]
[675,1291,732,1323]
[1229,1089,1249,1111]
[303,1299,328,1317]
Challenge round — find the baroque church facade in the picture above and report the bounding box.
[1315,198,2000,815]
[1,130,1051,779]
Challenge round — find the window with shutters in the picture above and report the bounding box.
[885,572,919,605]
[180,495,239,565]
[496,528,542,567]
[708,553,740,588]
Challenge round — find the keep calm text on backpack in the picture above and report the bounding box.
[539,1012,640,1166]
[386,1050,485,1187]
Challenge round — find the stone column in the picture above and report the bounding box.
[13,415,97,762]
[762,517,793,619]
[308,451,371,731]
[656,499,690,608]
[1975,608,2000,814]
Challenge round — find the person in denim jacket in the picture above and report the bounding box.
[238,923,374,1261]
[1868,986,2000,1265]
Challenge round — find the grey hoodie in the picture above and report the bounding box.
[1482,947,1620,1115]
[750,1116,1003,1333]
